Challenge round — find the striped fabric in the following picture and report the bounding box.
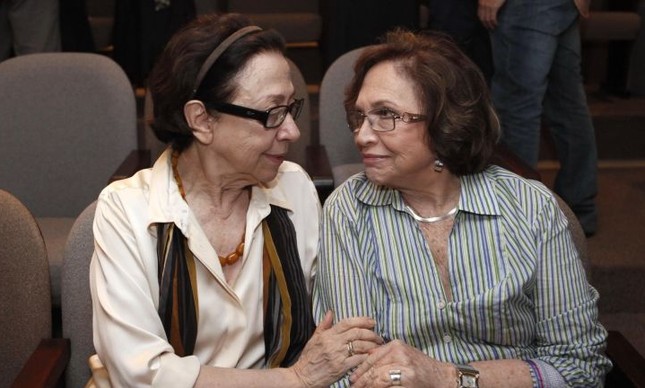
[312,165,611,387]
[157,223,198,356]
[263,205,315,367]
[157,205,313,365]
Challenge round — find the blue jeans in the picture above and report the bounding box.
[491,0,598,234]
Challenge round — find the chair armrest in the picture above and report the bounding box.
[605,330,645,387]
[490,144,542,181]
[305,145,334,203]
[109,149,152,183]
[12,338,70,388]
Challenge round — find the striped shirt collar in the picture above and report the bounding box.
[351,166,503,217]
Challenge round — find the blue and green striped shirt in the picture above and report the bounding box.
[312,165,611,387]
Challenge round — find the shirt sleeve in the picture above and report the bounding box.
[90,192,200,388]
[312,188,381,388]
[313,191,377,322]
[530,194,612,387]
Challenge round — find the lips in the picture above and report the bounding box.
[362,153,387,166]
[265,153,285,164]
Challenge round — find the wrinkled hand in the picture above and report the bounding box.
[478,0,507,30]
[349,340,454,388]
[290,311,384,388]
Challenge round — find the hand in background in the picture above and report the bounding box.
[478,0,507,30]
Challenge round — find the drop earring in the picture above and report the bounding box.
[434,159,444,173]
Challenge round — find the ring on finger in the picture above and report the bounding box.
[389,369,402,386]
[346,341,355,356]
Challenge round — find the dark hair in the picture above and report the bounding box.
[344,30,501,176]
[148,13,285,152]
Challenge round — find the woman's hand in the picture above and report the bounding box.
[290,311,384,388]
[349,340,455,388]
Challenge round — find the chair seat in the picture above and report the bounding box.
[38,217,76,308]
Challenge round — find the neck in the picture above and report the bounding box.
[173,148,251,213]
[400,173,461,217]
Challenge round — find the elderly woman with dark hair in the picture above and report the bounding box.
[313,30,611,387]
[89,13,383,387]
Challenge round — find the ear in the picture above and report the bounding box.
[184,100,214,145]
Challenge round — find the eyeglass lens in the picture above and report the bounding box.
[266,99,303,128]
[347,109,396,132]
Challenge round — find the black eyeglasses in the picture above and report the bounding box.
[206,98,303,129]
[347,107,427,132]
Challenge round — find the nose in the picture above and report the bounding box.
[276,113,301,143]
[352,112,378,134]
[353,117,376,147]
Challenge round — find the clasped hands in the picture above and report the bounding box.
[291,311,454,388]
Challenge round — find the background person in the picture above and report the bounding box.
[479,0,599,236]
[90,13,382,387]
[424,0,493,84]
[313,30,610,387]
[0,0,60,61]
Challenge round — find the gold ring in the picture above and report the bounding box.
[346,341,355,356]
[389,369,402,386]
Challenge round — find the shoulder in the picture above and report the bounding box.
[477,165,562,225]
[324,172,368,207]
[485,165,554,203]
[98,168,153,208]
[95,152,172,223]
[265,161,321,212]
[274,161,314,185]
[271,161,318,196]
[99,150,174,203]
[323,172,391,218]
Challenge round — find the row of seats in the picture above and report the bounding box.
[0,52,140,386]
[86,0,641,93]
[0,53,139,310]
[88,0,322,51]
[0,189,95,387]
[2,49,644,386]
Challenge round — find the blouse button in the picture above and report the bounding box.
[443,334,452,343]
[437,300,446,309]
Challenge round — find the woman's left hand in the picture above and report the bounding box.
[349,340,454,388]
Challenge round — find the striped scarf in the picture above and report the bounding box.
[156,205,314,366]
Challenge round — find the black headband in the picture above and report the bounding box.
[191,25,263,97]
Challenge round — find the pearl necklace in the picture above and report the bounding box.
[171,151,244,267]
[405,205,458,223]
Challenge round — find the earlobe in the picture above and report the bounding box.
[184,99,214,144]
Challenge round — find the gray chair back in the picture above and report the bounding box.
[0,52,137,218]
[0,190,51,386]
[61,201,98,387]
[0,52,137,307]
[142,57,311,166]
[318,47,366,186]
[285,57,312,166]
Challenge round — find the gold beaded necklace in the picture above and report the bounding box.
[171,151,244,267]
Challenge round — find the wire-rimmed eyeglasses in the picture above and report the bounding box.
[347,107,427,132]
[206,98,303,129]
